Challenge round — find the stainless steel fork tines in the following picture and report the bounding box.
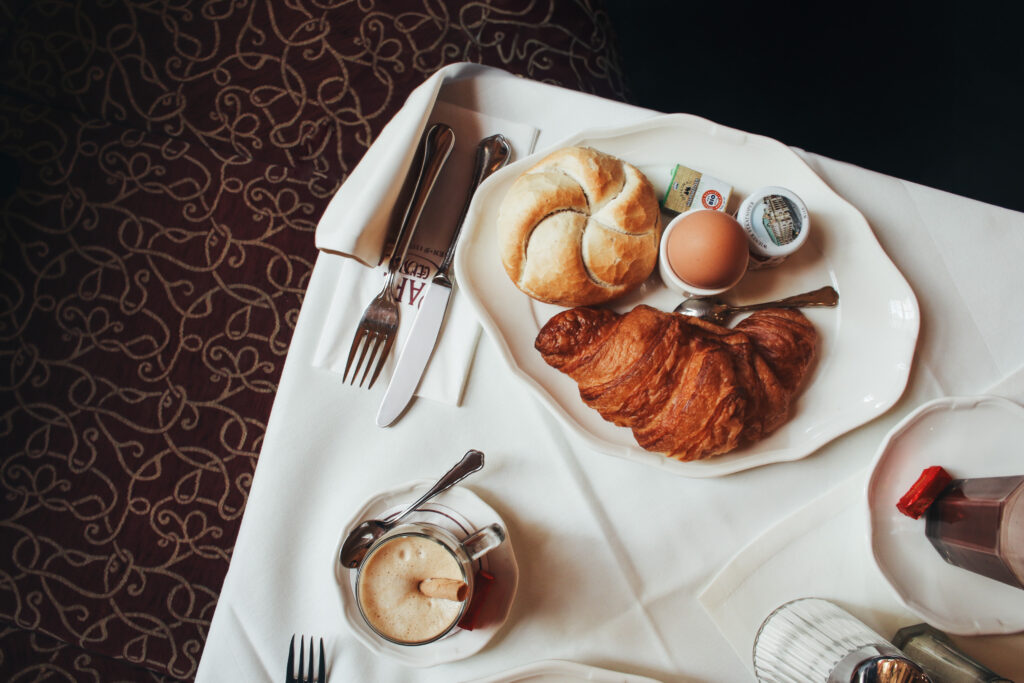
[285,634,326,683]
[342,122,455,389]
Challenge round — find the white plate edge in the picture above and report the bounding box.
[464,658,662,683]
[864,394,1024,635]
[456,114,920,478]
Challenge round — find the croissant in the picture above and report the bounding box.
[535,305,817,461]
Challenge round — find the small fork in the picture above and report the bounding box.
[343,122,455,388]
[285,634,326,683]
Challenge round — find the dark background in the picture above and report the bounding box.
[605,0,1024,213]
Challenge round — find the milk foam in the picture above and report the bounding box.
[357,535,465,643]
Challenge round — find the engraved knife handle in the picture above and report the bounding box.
[385,123,456,286]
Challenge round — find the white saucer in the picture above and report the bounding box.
[334,481,519,666]
[465,659,662,682]
[866,395,1024,635]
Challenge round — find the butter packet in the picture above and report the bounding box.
[662,164,733,214]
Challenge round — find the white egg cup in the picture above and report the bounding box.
[658,209,748,299]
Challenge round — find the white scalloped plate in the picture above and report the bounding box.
[465,659,662,682]
[454,113,919,477]
[334,482,518,666]
[866,395,1024,635]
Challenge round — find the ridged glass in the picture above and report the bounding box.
[753,598,898,682]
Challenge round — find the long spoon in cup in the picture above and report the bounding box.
[674,285,838,326]
[339,449,484,569]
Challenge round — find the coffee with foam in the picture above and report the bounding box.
[356,534,466,643]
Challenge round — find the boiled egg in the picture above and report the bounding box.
[663,209,749,291]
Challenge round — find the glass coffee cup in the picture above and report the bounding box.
[354,521,505,645]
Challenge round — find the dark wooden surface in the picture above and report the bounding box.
[0,1,629,679]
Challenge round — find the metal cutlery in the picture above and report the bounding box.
[673,285,839,325]
[376,134,512,426]
[342,122,455,389]
[285,634,326,683]
[339,449,485,568]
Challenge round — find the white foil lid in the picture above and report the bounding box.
[737,186,810,258]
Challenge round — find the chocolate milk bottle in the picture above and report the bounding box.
[925,475,1024,590]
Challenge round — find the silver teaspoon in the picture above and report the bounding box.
[674,285,839,326]
[338,449,484,569]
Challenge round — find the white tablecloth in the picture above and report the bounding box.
[195,65,1024,682]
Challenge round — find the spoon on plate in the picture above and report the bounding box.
[674,285,839,326]
[338,449,484,569]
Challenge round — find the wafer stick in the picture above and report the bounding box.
[419,578,467,601]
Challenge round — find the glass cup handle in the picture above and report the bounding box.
[462,523,506,562]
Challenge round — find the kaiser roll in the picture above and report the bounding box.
[497,146,661,306]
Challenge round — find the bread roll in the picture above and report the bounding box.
[497,147,660,306]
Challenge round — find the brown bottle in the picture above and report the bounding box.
[924,475,1024,589]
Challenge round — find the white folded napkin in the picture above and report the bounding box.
[698,364,1024,678]
[312,67,538,405]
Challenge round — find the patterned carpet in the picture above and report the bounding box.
[0,1,627,679]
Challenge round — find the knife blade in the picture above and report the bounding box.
[376,134,512,427]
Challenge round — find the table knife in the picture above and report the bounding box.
[376,134,512,427]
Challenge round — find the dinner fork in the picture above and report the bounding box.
[285,634,326,683]
[342,122,455,389]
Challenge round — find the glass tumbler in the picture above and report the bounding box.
[753,598,930,682]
